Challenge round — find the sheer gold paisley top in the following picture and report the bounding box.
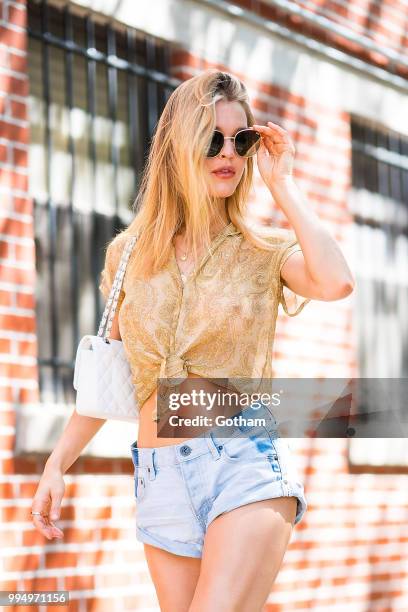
[99,222,311,422]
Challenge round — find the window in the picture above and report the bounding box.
[15,1,179,456]
[28,0,178,406]
[348,116,408,469]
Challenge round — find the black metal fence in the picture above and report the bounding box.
[27,0,179,404]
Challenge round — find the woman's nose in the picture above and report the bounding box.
[219,138,235,157]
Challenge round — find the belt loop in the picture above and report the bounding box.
[205,431,222,460]
[146,450,157,480]
[152,449,157,477]
[130,440,139,467]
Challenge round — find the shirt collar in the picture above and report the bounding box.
[225,221,242,236]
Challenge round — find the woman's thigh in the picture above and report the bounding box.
[189,496,297,612]
[143,543,201,612]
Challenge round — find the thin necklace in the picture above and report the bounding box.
[175,220,232,284]
[176,220,230,261]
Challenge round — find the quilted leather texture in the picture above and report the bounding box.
[73,335,139,423]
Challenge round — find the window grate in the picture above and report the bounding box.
[350,116,408,410]
[27,0,179,404]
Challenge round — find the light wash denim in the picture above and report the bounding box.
[130,402,307,558]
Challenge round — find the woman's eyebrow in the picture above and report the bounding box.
[215,126,248,134]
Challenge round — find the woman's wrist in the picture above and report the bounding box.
[44,456,65,475]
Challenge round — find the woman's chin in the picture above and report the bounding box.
[208,185,236,199]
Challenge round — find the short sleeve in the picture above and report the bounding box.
[263,227,311,317]
[278,238,311,317]
[99,234,127,308]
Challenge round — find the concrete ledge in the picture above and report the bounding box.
[14,403,138,459]
[349,438,408,467]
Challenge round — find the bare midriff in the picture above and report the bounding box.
[137,372,242,448]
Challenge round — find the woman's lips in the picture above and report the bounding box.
[212,170,235,179]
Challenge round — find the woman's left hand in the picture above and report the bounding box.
[252,121,296,190]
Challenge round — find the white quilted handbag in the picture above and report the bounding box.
[73,234,140,423]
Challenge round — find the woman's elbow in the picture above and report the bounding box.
[321,277,355,301]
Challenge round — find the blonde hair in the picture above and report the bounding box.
[111,68,275,280]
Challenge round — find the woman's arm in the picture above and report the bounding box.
[271,177,355,301]
[33,412,106,540]
[32,304,123,540]
[252,121,355,302]
[44,411,106,474]
[44,309,122,474]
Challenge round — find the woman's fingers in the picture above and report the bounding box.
[50,486,64,521]
[33,513,64,540]
[253,122,291,144]
[32,514,57,540]
[32,509,60,540]
[32,489,64,540]
[253,121,287,135]
[254,125,296,159]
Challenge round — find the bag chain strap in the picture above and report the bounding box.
[97,233,139,343]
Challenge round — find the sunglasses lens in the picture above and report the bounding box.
[205,129,261,157]
[235,129,261,157]
[206,131,224,157]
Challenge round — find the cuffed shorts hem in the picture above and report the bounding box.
[207,481,307,528]
[136,525,202,558]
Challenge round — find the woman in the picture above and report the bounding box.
[32,70,354,610]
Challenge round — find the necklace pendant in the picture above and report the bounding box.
[181,273,186,282]
[180,253,187,261]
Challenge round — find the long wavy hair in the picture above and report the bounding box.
[109,68,279,280]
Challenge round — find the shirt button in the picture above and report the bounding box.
[180,445,192,456]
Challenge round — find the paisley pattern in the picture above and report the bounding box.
[99,222,311,422]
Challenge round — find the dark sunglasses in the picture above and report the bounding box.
[205,128,261,158]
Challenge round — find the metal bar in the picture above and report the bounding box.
[401,138,408,206]
[85,16,101,330]
[40,0,59,399]
[126,28,142,196]
[63,5,80,364]
[146,36,159,137]
[375,128,393,378]
[352,214,408,237]
[362,123,373,381]
[351,140,408,173]
[107,24,119,214]
[162,42,173,105]
[86,16,97,193]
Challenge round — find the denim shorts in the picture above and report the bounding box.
[130,402,307,558]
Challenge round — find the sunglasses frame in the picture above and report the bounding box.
[206,128,262,158]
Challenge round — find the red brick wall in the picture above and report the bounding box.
[1,0,407,610]
[0,0,38,414]
[0,0,38,478]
